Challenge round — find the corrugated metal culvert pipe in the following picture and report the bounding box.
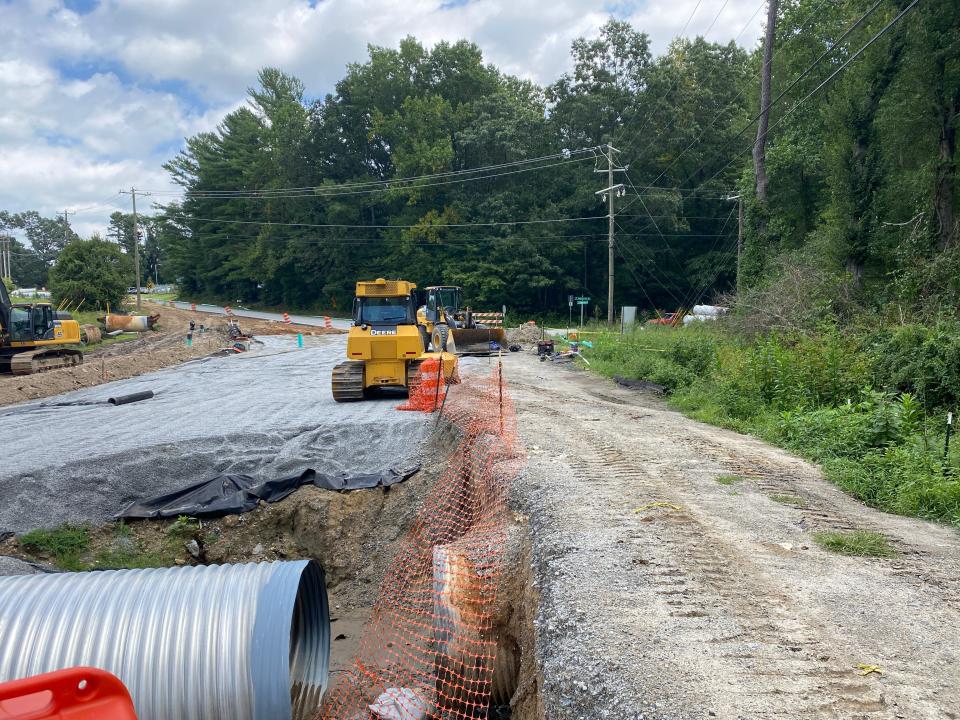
[0,559,329,720]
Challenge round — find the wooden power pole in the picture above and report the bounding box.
[120,187,147,311]
[595,144,625,324]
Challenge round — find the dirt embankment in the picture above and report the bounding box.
[0,305,342,407]
[506,352,960,720]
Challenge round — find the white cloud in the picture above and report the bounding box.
[0,0,767,231]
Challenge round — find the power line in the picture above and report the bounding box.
[162,213,608,230]
[163,156,596,201]
[686,0,923,193]
[637,0,837,190]
[619,0,737,159]
[147,148,601,198]
[614,218,686,307]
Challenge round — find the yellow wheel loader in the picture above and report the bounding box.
[331,278,457,402]
[415,285,506,355]
[0,283,83,375]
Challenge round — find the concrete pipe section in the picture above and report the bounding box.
[0,559,329,720]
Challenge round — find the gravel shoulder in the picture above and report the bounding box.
[506,352,960,720]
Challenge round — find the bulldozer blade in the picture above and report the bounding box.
[448,327,507,356]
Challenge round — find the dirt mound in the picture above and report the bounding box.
[506,324,544,345]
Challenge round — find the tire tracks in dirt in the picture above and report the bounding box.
[507,355,959,720]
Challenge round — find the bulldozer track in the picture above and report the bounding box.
[553,422,938,719]
[331,360,364,402]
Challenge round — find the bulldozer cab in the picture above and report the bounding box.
[0,281,9,339]
[352,279,418,326]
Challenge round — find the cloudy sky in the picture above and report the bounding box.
[0,0,766,238]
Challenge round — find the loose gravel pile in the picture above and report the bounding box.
[506,324,544,345]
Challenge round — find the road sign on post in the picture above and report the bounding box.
[576,297,589,328]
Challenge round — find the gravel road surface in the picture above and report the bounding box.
[506,352,959,720]
[1,335,428,533]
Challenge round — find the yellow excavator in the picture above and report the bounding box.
[332,278,457,402]
[0,283,83,374]
[416,285,506,355]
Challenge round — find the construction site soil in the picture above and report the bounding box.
[0,304,341,407]
[2,337,957,720]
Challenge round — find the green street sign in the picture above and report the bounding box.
[576,297,590,305]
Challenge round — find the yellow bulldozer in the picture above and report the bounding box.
[416,285,506,355]
[331,278,457,402]
[0,283,83,375]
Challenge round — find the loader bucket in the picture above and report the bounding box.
[448,327,507,355]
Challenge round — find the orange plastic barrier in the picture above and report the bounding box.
[0,667,137,720]
[323,361,524,719]
[323,316,333,329]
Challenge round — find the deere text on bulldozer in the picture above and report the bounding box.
[0,282,83,375]
[331,278,456,402]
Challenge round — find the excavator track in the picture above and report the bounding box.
[0,349,83,376]
[331,360,365,402]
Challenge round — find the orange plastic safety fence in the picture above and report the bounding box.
[321,361,524,720]
[397,358,445,412]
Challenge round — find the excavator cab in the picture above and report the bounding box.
[332,278,457,402]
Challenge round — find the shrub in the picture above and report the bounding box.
[870,322,960,409]
[49,238,130,310]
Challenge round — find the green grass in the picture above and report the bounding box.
[19,524,91,571]
[769,494,808,507]
[813,530,896,557]
[578,325,960,527]
[18,522,184,571]
[715,475,743,485]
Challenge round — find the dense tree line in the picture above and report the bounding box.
[160,21,753,314]
[5,2,957,320]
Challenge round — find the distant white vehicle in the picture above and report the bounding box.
[13,288,51,299]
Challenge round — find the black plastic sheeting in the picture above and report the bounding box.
[117,464,420,519]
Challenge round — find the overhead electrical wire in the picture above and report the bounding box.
[618,0,733,159]
[637,0,839,189]
[162,213,608,230]
[682,0,923,194]
[145,147,601,199]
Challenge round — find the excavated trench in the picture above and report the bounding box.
[26,417,547,719]
[1,339,544,718]
[190,419,543,719]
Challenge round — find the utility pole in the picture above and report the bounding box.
[727,195,744,294]
[61,209,74,247]
[120,187,149,310]
[595,144,626,324]
[0,237,9,281]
